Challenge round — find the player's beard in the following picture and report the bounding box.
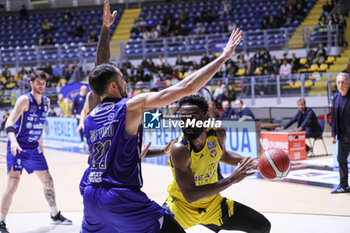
[33,85,44,95]
[117,83,127,98]
[183,127,204,141]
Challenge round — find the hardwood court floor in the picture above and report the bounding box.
[0,141,349,233]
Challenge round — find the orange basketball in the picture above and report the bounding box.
[258,148,291,180]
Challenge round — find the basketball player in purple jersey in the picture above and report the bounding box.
[0,71,71,233]
[80,5,246,233]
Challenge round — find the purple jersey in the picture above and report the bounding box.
[82,98,143,188]
[10,93,49,149]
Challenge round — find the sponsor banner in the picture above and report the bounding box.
[43,117,81,142]
[261,132,306,161]
[144,120,258,174]
[59,82,89,101]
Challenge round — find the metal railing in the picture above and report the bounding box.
[0,26,341,69]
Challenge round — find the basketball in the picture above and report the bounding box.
[258,149,291,180]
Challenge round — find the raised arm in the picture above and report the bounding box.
[127,29,243,112]
[5,95,29,156]
[170,142,256,204]
[125,29,243,135]
[95,0,117,66]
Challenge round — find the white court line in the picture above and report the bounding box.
[4,211,349,233]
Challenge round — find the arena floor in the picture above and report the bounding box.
[0,140,349,233]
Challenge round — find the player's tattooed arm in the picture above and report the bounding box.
[95,0,117,66]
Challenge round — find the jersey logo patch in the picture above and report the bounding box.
[207,140,217,150]
[210,149,217,158]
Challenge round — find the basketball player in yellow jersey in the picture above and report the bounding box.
[57,93,72,117]
[164,95,271,232]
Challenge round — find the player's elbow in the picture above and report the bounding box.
[182,191,200,204]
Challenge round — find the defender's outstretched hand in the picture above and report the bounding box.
[220,28,243,61]
[103,0,117,28]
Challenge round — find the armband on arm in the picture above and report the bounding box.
[5,126,15,134]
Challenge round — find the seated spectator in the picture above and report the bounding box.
[220,100,235,119]
[63,9,73,22]
[75,21,85,38]
[291,53,300,72]
[5,77,16,90]
[236,51,246,69]
[313,43,327,64]
[200,52,210,67]
[52,62,62,83]
[224,62,235,78]
[269,55,280,74]
[87,31,98,43]
[41,18,52,35]
[295,3,305,22]
[318,16,328,40]
[279,59,292,80]
[261,18,268,30]
[146,13,157,30]
[57,93,72,117]
[267,16,278,29]
[48,107,57,117]
[307,47,316,66]
[19,5,28,20]
[338,15,347,47]
[179,10,188,24]
[2,66,11,80]
[196,22,206,35]
[44,33,53,45]
[219,21,228,33]
[213,80,227,108]
[228,20,236,32]
[283,98,322,150]
[235,99,255,120]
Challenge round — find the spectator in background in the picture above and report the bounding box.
[235,99,255,120]
[87,30,98,43]
[5,77,16,90]
[228,20,236,32]
[283,98,322,141]
[2,66,11,80]
[267,16,278,29]
[307,47,316,66]
[52,63,62,83]
[75,21,85,38]
[236,51,246,69]
[313,43,327,64]
[219,21,228,33]
[338,15,347,47]
[279,59,292,81]
[63,9,73,22]
[318,16,328,40]
[145,13,157,30]
[213,80,227,108]
[72,85,87,148]
[200,52,210,67]
[196,22,206,35]
[224,62,236,78]
[41,18,52,35]
[57,93,72,117]
[19,5,28,20]
[220,100,235,119]
[291,53,300,72]
[295,3,305,21]
[1,110,9,136]
[48,107,57,117]
[201,7,214,23]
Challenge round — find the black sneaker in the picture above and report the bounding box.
[50,211,72,225]
[0,221,9,233]
[330,186,350,194]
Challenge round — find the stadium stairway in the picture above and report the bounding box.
[288,0,327,49]
[110,8,141,59]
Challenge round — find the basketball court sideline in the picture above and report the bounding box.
[0,141,349,233]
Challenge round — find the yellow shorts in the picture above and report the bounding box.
[164,194,234,229]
